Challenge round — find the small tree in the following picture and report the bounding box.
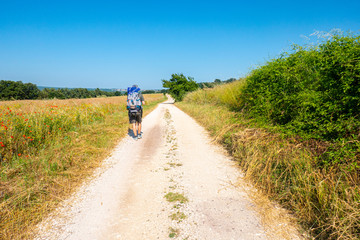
[162,74,198,101]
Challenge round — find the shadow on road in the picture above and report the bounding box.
[127,128,136,138]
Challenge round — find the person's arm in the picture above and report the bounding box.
[140,93,145,105]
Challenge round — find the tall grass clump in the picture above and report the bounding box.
[0,94,165,239]
[184,79,246,109]
[180,33,360,239]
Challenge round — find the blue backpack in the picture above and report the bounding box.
[127,86,142,113]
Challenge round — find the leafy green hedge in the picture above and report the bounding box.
[241,34,360,141]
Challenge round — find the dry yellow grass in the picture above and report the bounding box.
[176,102,306,237]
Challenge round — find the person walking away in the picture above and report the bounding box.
[127,85,145,140]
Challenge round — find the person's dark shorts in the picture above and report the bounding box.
[129,110,142,124]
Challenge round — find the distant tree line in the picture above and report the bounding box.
[39,87,122,99]
[198,78,237,89]
[142,89,168,94]
[0,80,122,100]
[0,80,167,100]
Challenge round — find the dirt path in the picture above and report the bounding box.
[35,98,300,240]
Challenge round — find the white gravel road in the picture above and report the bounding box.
[34,98,300,240]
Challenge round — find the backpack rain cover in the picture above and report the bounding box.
[127,86,141,113]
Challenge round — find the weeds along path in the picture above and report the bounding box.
[34,98,298,240]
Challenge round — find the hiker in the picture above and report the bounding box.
[127,85,145,140]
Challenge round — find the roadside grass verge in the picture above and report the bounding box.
[0,94,165,239]
[177,91,359,239]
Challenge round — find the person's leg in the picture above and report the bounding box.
[134,112,142,136]
[135,122,142,139]
[136,121,143,138]
[129,112,136,137]
[138,110,143,136]
[132,122,137,137]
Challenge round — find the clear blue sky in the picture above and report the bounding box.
[1,0,359,90]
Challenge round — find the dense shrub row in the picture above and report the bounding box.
[241,34,360,141]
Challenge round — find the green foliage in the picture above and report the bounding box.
[0,80,40,100]
[162,74,198,101]
[241,34,360,141]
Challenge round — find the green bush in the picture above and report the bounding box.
[241,34,360,141]
[162,74,198,101]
